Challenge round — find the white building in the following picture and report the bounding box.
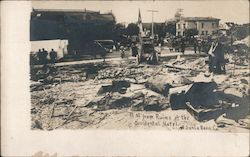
[176,17,220,36]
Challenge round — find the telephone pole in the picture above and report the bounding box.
[148,10,158,38]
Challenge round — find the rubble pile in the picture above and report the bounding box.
[97,66,145,80]
[86,91,168,112]
[166,57,207,72]
[30,54,250,131]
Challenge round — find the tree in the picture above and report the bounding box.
[113,23,126,41]
[184,28,198,37]
[125,23,139,36]
[165,22,176,36]
[155,23,166,38]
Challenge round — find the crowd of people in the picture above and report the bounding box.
[31,48,58,65]
[170,36,212,54]
[168,35,227,74]
[30,34,228,75]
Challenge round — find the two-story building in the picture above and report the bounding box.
[175,17,220,36]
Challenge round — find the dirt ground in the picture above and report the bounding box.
[30,54,250,132]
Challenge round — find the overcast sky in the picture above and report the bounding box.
[32,1,249,24]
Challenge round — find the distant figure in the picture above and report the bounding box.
[180,38,186,54]
[120,46,125,58]
[117,42,121,50]
[201,39,205,53]
[101,49,106,62]
[43,48,48,64]
[193,39,197,53]
[173,39,180,52]
[36,49,42,63]
[198,40,202,53]
[131,43,138,57]
[172,40,176,52]
[49,49,57,64]
[37,48,48,65]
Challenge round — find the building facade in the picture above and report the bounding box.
[175,17,220,36]
[30,9,116,54]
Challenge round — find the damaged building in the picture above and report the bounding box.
[165,16,220,37]
[176,17,220,36]
[30,9,116,56]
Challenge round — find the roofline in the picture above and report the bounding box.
[185,19,220,22]
[32,8,99,13]
[182,17,220,21]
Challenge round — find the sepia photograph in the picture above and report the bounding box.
[1,0,250,156]
[29,1,250,132]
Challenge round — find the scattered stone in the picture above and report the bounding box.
[186,102,226,122]
[144,96,163,111]
[131,92,144,99]
[145,75,173,96]
[131,99,144,111]
[240,78,248,85]
[97,84,113,95]
[224,88,243,98]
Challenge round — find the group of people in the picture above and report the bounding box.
[193,39,207,54]
[170,35,226,74]
[36,48,57,65]
[171,37,211,54]
[171,37,187,54]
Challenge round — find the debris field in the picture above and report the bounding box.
[30,54,250,131]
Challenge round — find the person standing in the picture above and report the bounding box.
[175,39,180,52]
[49,49,57,64]
[193,39,197,53]
[208,38,225,74]
[36,49,43,64]
[198,40,202,53]
[131,43,138,57]
[213,39,225,73]
[40,48,48,65]
[180,38,186,54]
[201,39,205,53]
[101,48,107,62]
[120,46,125,59]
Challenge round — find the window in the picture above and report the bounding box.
[212,23,215,28]
[178,24,181,29]
[183,24,186,29]
[177,31,181,36]
[201,31,204,35]
[206,31,208,35]
[201,23,204,28]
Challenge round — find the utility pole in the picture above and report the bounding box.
[148,10,158,38]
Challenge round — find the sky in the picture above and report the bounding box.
[32,1,249,24]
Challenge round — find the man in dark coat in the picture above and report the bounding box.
[208,38,226,74]
[38,48,48,65]
[180,37,186,54]
[49,49,57,64]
